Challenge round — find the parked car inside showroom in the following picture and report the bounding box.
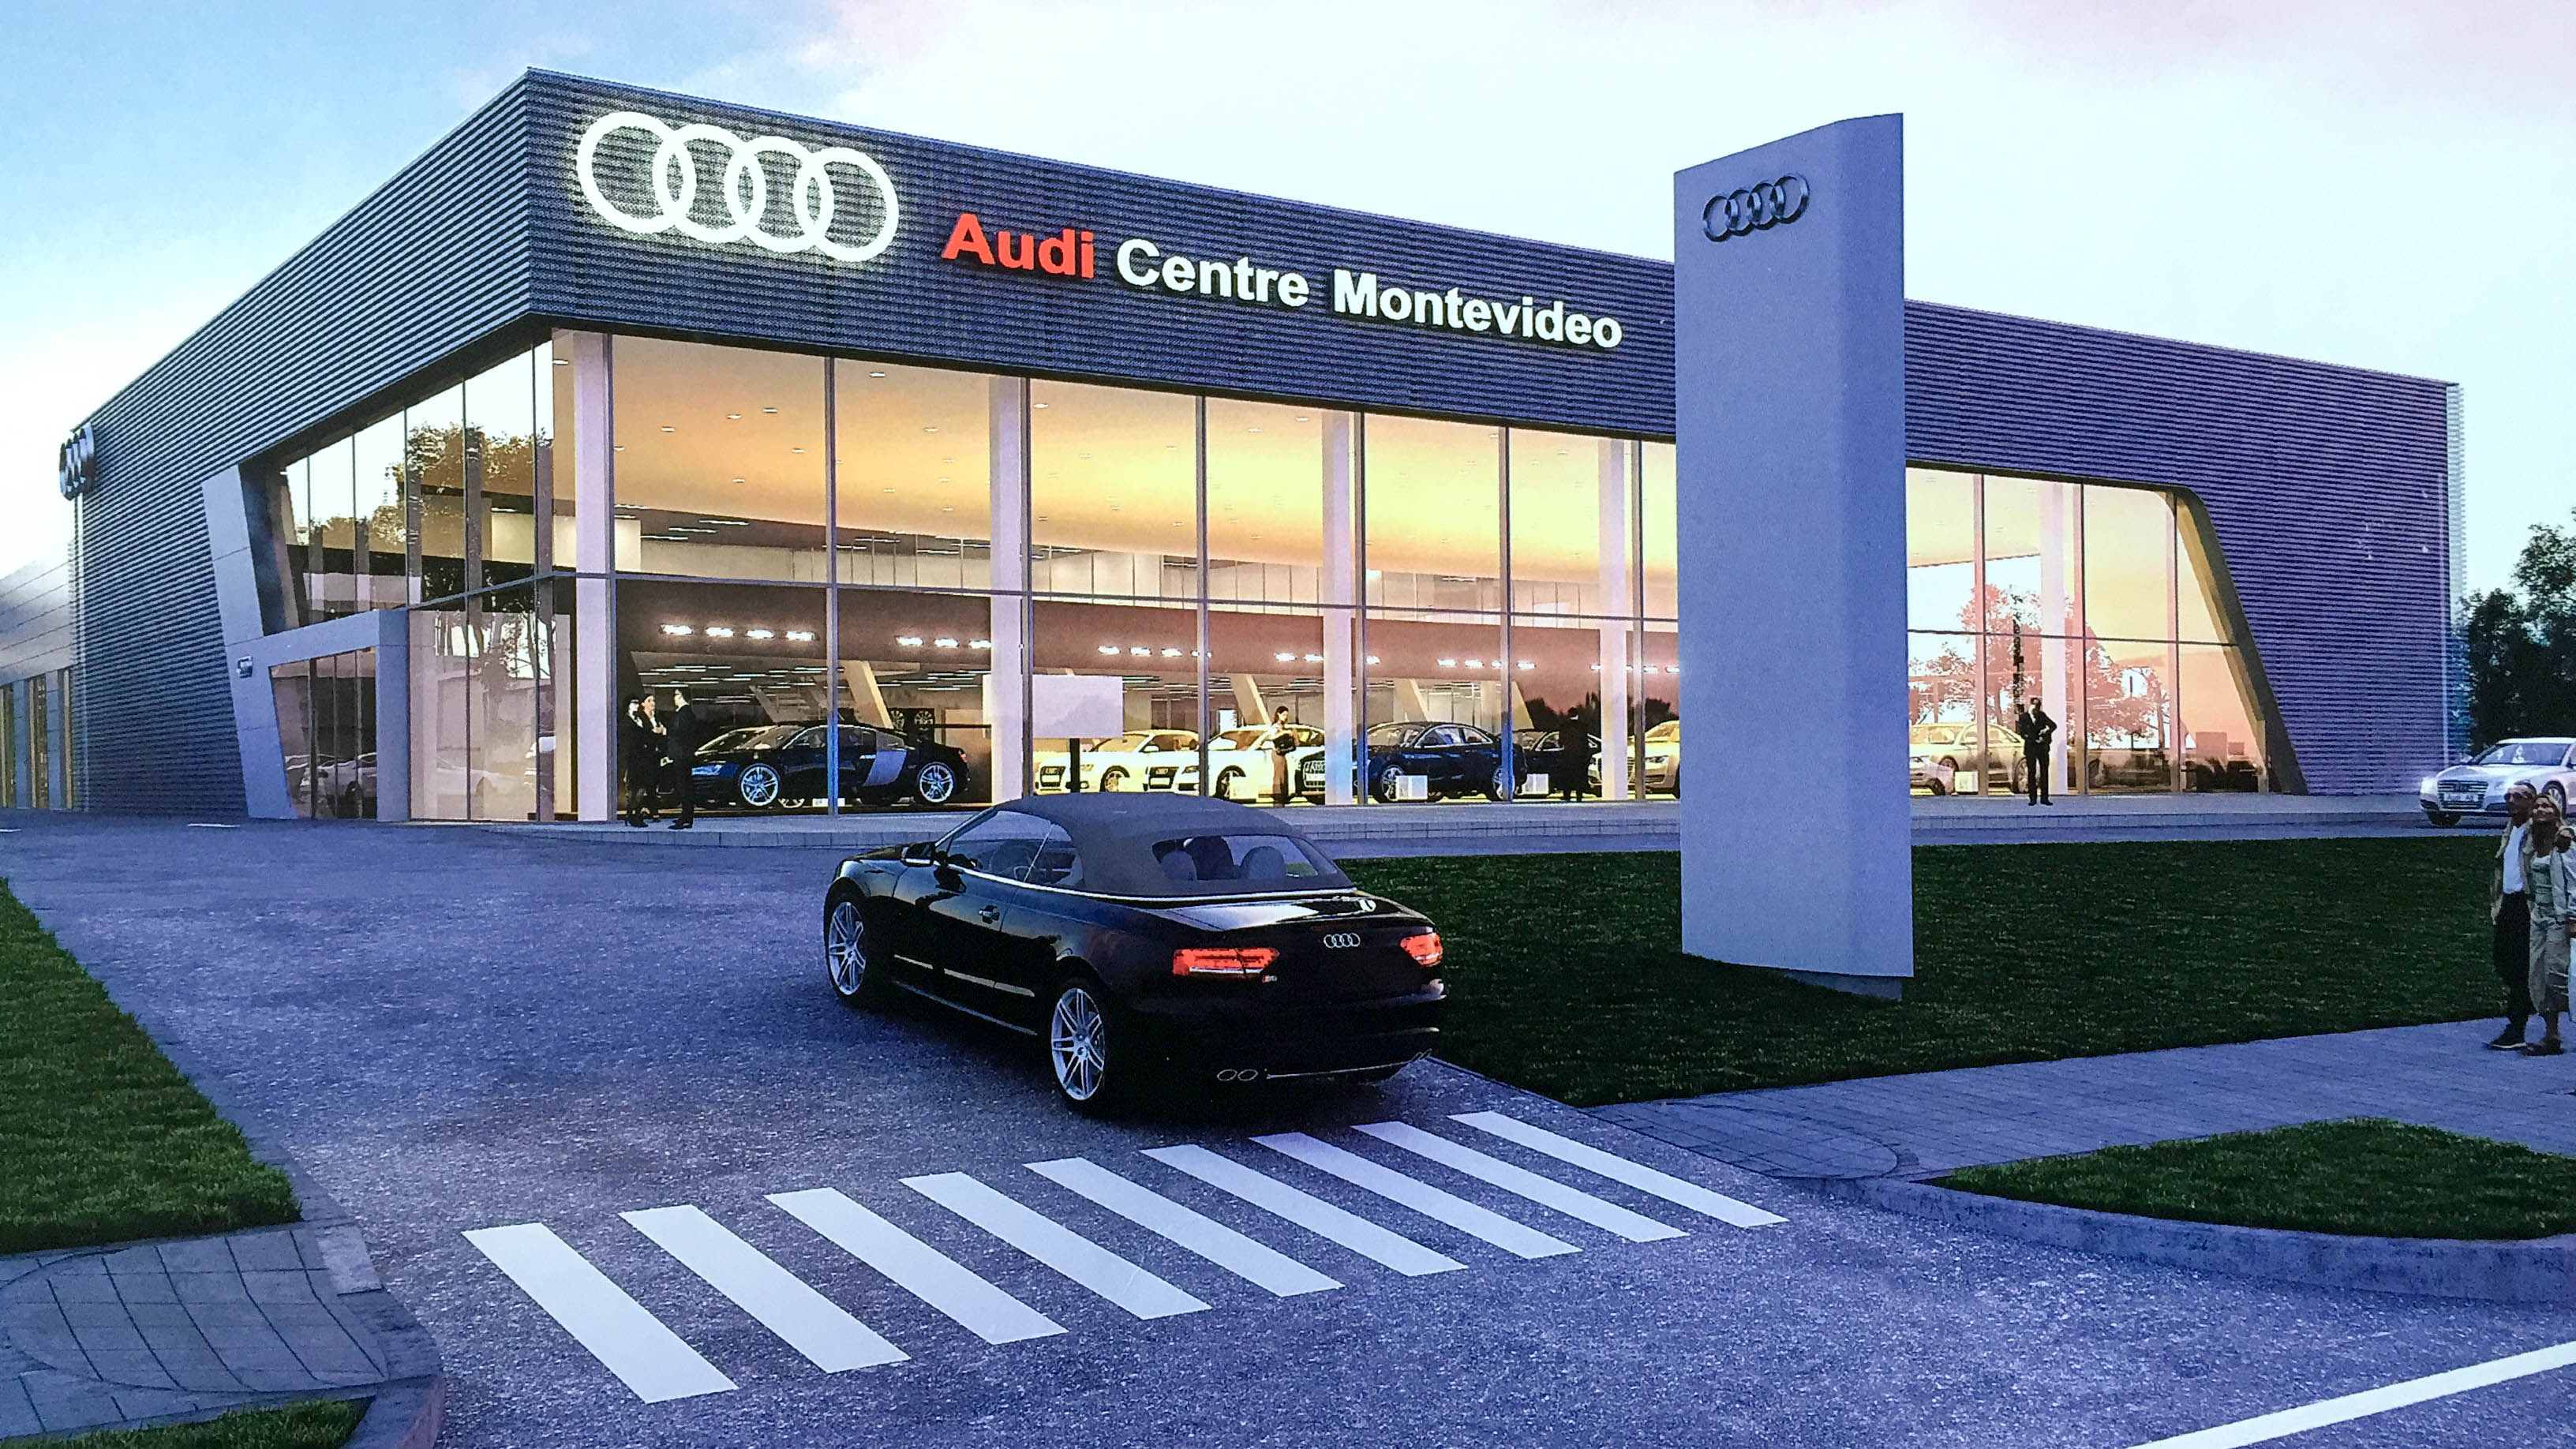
[1034,730,1199,793]
[689,721,970,811]
[2421,738,2576,826]
[1181,723,1324,801]
[822,794,1445,1110]
[1907,721,2025,796]
[1589,719,1683,796]
[1302,721,1523,803]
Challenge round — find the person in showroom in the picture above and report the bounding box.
[621,695,665,826]
[663,688,709,829]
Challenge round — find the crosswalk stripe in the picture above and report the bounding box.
[1144,1144,1465,1276]
[768,1188,1065,1344]
[904,1172,1210,1320]
[621,1205,907,1372]
[1353,1122,1685,1243]
[1028,1157,1341,1297]
[1449,1111,1786,1228]
[464,1222,737,1402]
[1254,1132,1577,1259]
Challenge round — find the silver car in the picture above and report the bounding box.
[2421,738,2576,825]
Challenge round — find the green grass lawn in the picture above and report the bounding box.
[39,1399,364,1449]
[0,882,299,1255]
[1938,1119,2576,1240]
[1345,837,2496,1106]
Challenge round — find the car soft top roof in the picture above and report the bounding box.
[982,793,1353,897]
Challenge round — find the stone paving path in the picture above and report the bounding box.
[1593,1018,2576,1180]
[0,1222,399,1440]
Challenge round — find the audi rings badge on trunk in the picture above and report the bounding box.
[820,793,1443,1111]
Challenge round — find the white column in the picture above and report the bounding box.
[987,376,1031,800]
[1597,440,1633,800]
[1320,412,1359,805]
[564,330,616,822]
[2039,484,2071,796]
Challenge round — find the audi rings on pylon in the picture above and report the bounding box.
[576,110,901,264]
[1702,174,1811,242]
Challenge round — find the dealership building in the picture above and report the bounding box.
[6,70,2458,823]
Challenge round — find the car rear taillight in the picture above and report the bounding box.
[1173,946,1279,977]
[1399,932,1443,968]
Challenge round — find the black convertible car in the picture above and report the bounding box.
[822,794,1445,1110]
[689,721,970,811]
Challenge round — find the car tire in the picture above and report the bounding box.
[1924,776,1949,796]
[1215,767,1242,801]
[824,892,884,1009]
[914,760,960,806]
[1099,766,1130,792]
[1484,766,1510,801]
[2551,784,2567,814]
[1047,976,1133,1114]
[738,764,782,809]
[1373,766,1405,803]
[2425,809,2461,827]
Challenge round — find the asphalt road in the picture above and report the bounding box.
[4,814,2573,1448]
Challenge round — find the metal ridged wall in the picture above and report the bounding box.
[1903,301,2454,795]
[72,84,541,814]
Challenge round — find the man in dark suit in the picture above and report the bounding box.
[664,689,709,829]
[2017,700,2057,806]
[621,695,664,826]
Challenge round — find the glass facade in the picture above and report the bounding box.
[256,332,2278,822]
[1904,466,2271,796]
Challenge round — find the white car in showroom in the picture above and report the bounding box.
[1034,729,1200,793]
[1178,723,1326,802]
[2421,737,2576,826]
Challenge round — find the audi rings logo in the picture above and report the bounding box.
[1702,174,1811,242]
[575,110,901,265]
[57,425,96,500]
[1323,933,1363,950]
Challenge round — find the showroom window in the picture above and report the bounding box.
[1904,466,2274,796]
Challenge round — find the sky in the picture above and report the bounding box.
[5,0,2570,590]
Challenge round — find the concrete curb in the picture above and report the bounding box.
[1814,1175,2576,1304]
[53,938,450,1448]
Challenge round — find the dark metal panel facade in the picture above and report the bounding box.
[1902,301,2455,795]
[71,82,541,814]
[519,73,1675,435]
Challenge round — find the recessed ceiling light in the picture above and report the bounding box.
[725,413,742,421]
[791,447,805,453]
[1033,402,1049,410]
[924,426,938,432]
[762,406,777,414]
[552,358,571,365]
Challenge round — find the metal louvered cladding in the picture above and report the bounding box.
[1902,301,2454,796]
[73,84,541,814]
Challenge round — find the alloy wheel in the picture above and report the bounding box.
[915,762,958,805]
[1049,986,1108,1102]
[826,899,868,998]
[739,764,781,808]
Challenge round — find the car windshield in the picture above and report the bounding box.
[1646,721,1681,744]
[1911,724,1970,746]
[1093,735,1153,753]
[1367,722,1425,746]
[2475,742,2571,766]
[714,725,799,751]
[1215,729,1269,750]
[1149,833,1335,886]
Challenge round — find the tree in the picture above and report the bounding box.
[2464,508,2576,748]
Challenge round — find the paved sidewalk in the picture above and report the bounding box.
[0,1222,403,1440]
[1593,1019,2576,1180]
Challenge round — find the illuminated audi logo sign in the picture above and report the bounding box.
[1323,933,1363,950]
[575,110,901,265]
[1702,174,1812,242]
[57,424,96,500]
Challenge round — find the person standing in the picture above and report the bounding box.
[2016,700,2057,806]
[2522,794,2575,1057]
[1557,715,1594,802]
[2488,781,2540,1049]
[621,695,665,826]
[1265,705,1296,807]
[664,688,708,829]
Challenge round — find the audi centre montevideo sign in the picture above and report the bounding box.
[576,110,901,264]
[1701,174,1810,242]
[570,107,1627,356]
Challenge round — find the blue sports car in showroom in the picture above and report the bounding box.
[691,721,970,811]
[2420,737,2576,826]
